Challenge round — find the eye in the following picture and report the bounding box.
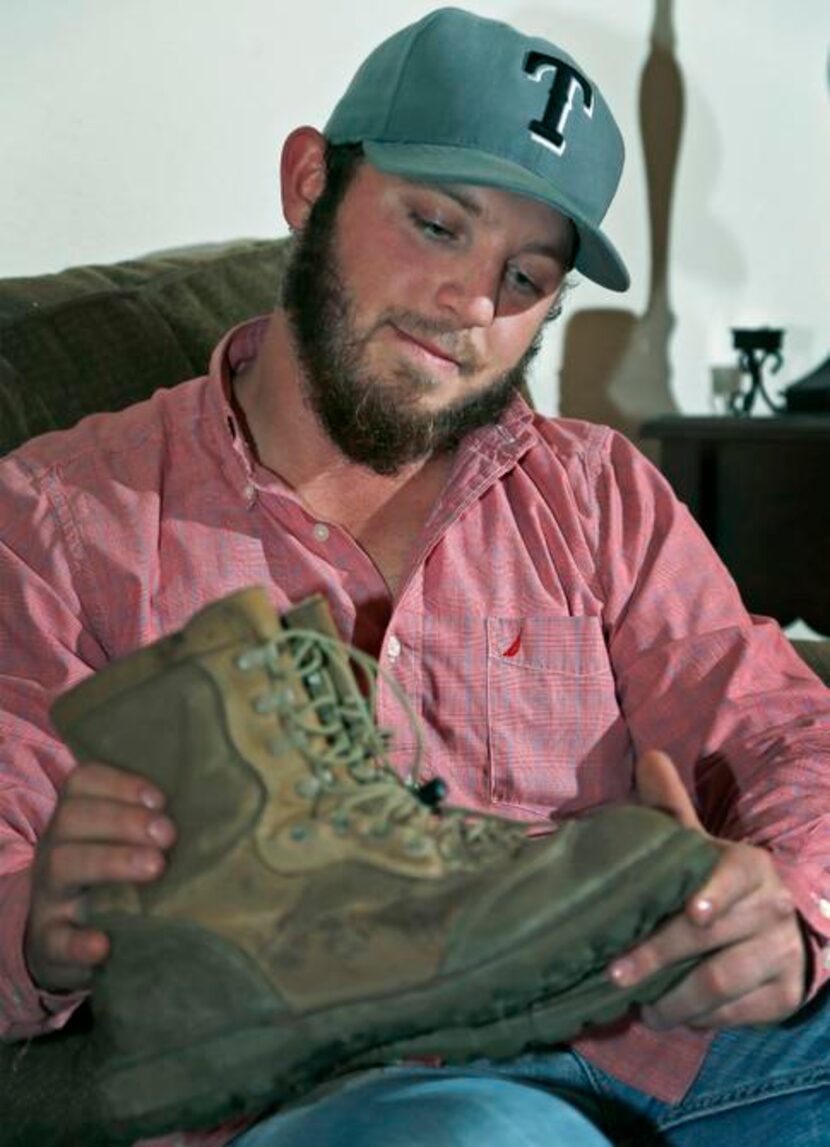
[505,263,542,297]
[410,212,457,242]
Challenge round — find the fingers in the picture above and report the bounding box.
[63,761,166,810]
[607,831,808,1031]
[609,847,787,986]
[27,839,165,992]
[685,842,788,929]
[46,762,175,893]
[641,920,806,1030]
[30,919,112,991]
[39,841,167,897]
[25,761,175,993]
[42,781,175,900]
[634,749,705,833]
[51,793,175,850]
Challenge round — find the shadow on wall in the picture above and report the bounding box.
[558,0,683,452]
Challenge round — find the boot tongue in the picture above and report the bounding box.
[180,585,282,651]
[282,594,339,638]
[180,588,337,653]
[51,586,282,732]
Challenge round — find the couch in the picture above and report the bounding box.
[0,238,289,452]
[1,239,828,686]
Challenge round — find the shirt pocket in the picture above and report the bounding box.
[486,615,628,816]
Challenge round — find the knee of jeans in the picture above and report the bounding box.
[232,1071,611,1147]
[345,1073,611,1147]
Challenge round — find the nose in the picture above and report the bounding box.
[434,260,498,328]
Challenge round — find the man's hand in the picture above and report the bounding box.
[25,762,175,994]
[607,750,807,1030]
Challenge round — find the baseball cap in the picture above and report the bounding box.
[325,7,629,291]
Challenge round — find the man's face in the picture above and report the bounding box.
[283,161,573,476]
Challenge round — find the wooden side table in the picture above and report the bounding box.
[641,416,830,634]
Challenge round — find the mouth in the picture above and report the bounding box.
[390,324,462,371]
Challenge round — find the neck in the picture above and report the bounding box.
[232,310,453,536]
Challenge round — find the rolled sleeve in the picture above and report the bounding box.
[774,857,830,1000]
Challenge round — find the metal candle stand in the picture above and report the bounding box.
[729,328,785,416]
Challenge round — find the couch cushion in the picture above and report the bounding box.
[0,239,289,455]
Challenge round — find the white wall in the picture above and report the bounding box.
[3,1,829,414]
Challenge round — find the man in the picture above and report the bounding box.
[1,7,829,1146]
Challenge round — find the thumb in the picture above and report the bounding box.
[635,749,706,835]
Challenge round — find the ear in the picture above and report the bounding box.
[280,127,328,232]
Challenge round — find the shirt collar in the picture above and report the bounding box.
[206,315,539,500]
[206,316,272,502]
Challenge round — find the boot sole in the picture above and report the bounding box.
[93,825,716,1142]
[347,952,700,1067]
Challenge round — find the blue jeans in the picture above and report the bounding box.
[231,991,830,1146]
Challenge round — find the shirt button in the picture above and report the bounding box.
[387,635,402,662]
[313,523,330,542]
[819,898,830,920]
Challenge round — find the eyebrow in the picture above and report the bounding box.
[432,183,484,216]
[429,182,574,267]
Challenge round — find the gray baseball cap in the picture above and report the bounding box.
[325,7,629,292]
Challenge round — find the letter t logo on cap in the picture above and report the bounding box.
[524,52,595,155]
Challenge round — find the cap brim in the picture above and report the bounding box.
[363,141,630,292]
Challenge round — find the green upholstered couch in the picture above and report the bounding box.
[1,239,828,685]
[0,239,290,452]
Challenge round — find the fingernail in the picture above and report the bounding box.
[134,850,163,877]
[140,787,165,810]
[608,958,634,987]
[147,816,174,846]
[693,896,714,922]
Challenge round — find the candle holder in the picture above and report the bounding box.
[729,328,785,416]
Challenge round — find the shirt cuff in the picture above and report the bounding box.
[772,856,830,1001]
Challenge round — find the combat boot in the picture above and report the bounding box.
[47,586,717,1143]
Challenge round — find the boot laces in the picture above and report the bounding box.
[236,630,524,860]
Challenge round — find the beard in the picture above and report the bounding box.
[282,198,543,477]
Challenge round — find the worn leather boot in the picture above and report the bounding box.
[45,586,717,1143]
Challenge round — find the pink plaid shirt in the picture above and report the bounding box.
[1,319,829,1143]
